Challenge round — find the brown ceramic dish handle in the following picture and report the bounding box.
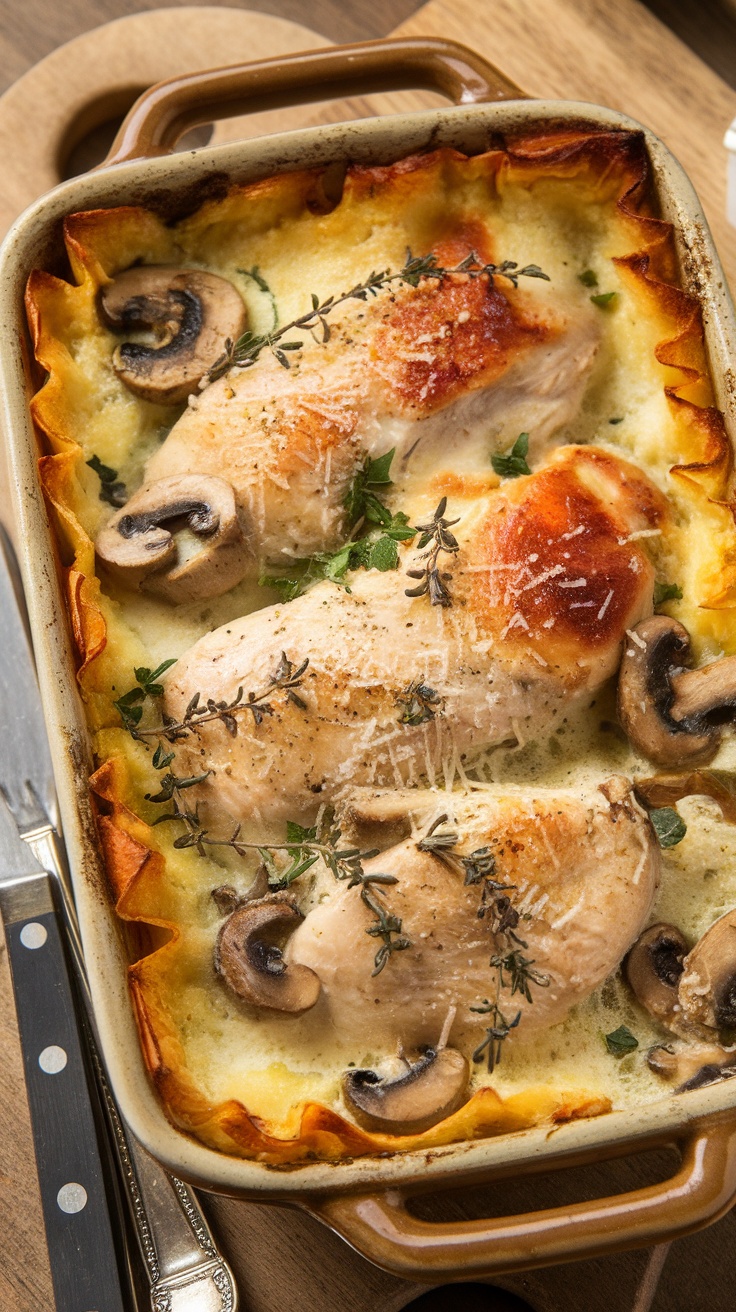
[309,1120,736,1280]
[103,37,525,166]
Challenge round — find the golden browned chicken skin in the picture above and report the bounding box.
[139,262,598,573]
[163,445,668,829]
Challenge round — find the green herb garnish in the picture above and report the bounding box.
[418,816,548,1072]
[344,448,396,526]
[491,432,531,479]
[650,807,687,848]
[405,498,460,607]
[653,581,683,608]
[578,269,598,287]
[112,658,177,730]
[590,292,617,309]
[605,1025,639,1057]
[208,251,550,383]
[86,454,127,508]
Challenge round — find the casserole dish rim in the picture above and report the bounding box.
[3,57,736,1240]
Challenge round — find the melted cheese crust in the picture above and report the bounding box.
[26,129,736,1163]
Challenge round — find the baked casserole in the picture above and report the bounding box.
[25,126,736,1164]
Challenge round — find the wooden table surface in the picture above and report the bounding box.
[1,2,736,1311]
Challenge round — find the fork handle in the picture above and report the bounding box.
[1,875,129,1312]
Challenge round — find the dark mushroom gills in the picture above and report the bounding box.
[95,473,251,603]
[214,898,321,1014]
[342,1047,469,1135]
[100,265,247,404]
[618,615,736,767]
[624,922,689,1026]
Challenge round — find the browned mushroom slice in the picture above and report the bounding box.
[617,615,736,767]
[100,266,247,404]
[678,910,736,1034]
[647,1042,736,1091]
[211,866,269,916]
[624,923,689,1026]
[214,898,321,1014]
[342,1047,469,1135]
[634,772,736,825]
[95,474,250,604]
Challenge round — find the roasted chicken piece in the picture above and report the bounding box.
[137,268,598,571]
[163,446,668,827]
[287,778,660,1051]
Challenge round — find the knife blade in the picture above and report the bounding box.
[0,524,58,838]
[0,525,239,1312]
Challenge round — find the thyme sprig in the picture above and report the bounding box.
[148,773,411,975]
[260,447,417,600]
[116,652,308,743]
[206,250,549,384]
[470,998,522,1073]
[86,454,127,507]
[405,498,460,608]
[113,658,178,732]
[417,815,550,1070]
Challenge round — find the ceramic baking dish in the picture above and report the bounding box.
[3,36,736,1281]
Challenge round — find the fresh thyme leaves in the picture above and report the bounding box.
[113,658,177,731]
[260,510,416,599]
[405,498,460,608]
[152,792,412,975]
[395,680,443,726]
[418,816,549,1071]
[259,447,412,598]
[649,806,687,849]
[491,947,550,1003]
[362,882,412,976]
[237,266,278,331]
[605,1025,639,1057]
[86,454,127,507]
[344,448,396,526]
[206,250,550,384]
[470,1000,522,1072]
[145,769,211,805]
[118,652,309,742]
[491,432,531,479]
[417,815,497,890]
[578,269,598,288]
[590,291,617,309]
[653,581,683,608]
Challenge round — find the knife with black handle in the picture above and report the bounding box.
[0,803,130,1312]
[0,523,238,1311]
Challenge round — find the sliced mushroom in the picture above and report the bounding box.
[635,771,736,825]
[647,1041,736,1091]
[214,898,321,1014]
[678,910,736,1034]
[624,922,689,1026]
[211,866,269,916]
[100,266,247,404]
[618,616,736,767]
[342,1047,469,1135]
[95,474,250,604]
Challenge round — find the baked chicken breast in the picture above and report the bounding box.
[163,445,668,827]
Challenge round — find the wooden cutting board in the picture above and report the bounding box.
[2,4,736,1311]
